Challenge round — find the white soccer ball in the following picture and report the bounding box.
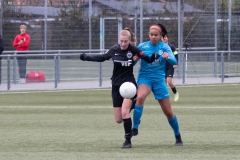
[119,82,137,99]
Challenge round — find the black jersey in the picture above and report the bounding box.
[85,44,155,86]
[166,43,178,68]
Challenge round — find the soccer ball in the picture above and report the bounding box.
[119,82,137,99]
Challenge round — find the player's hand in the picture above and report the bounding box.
[133,54,139,61]
[173,65,178,69]
[80,53,88,61]
[162,52,169,59]
[150,53,160,61]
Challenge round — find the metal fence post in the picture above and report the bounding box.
[214,53,218,78]
[57,51,60,83]
[54,55,58,88]
[99,62,102,87]
[176,52,181,79]
[182,53,186,84]
[13,52,17,84]
[7,56,10,90]
[221,52,224,83]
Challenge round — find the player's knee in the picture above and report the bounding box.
[115,119,123,123]
[115,116,123,123]
[136,94,146,105]
[167,78,172,84]
[121,111,129,119]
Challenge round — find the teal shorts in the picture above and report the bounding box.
[137,77,169,100]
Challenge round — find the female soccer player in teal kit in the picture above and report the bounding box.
[132,24,183,146]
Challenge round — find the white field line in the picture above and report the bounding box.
[0,88,111,94]
[173,83,240,88]
[0,106,240,109]
[0,83,239,95]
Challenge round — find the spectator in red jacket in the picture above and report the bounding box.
[12,25,30,84]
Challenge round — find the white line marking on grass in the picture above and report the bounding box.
[0,84,239,95]
[172,106,240,109]
[176,83,240,88]
[0,88,111,95]
[1,106,240,109]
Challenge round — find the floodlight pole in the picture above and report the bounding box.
[44,0,47,55]
[228,0,232,60]
[89,0,92,50]
[134,0,137,43]
[178,0,184,79]
[140,0,143,43]
[214,0,218,78]
[0,0,3,36]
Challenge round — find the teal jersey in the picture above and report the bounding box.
[137,41,177,81]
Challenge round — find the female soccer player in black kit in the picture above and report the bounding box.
[80,27,158,149]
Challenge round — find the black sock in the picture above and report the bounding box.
[171,87,177,94]
[123,118,132,142]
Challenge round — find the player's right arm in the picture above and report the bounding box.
[163,44,177,65]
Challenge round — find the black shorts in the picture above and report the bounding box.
[112,84,137,107]
[166,67,174,78]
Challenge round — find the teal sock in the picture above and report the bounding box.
[133,105,143,129]
[168,114,180,136]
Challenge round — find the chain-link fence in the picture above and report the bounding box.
[0,0,240,90]
[1,0,240,51]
